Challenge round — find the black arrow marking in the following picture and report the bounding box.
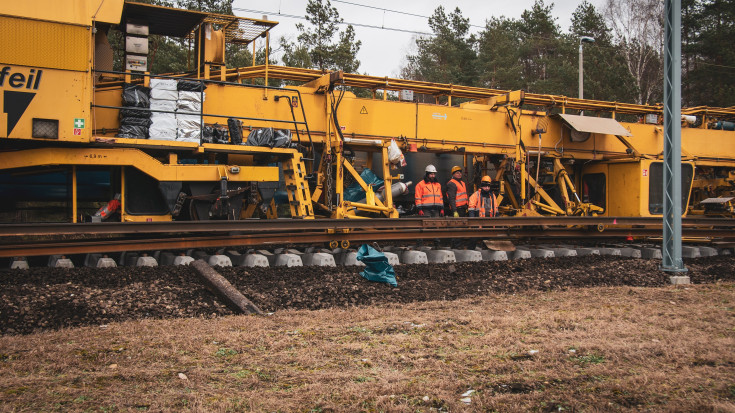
[4,90,36,135]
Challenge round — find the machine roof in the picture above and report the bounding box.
[555,113,632,137]
[120,1,277,45]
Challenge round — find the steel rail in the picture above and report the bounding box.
[1,217,734,237]
[1,224,734,257]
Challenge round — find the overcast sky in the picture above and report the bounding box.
[232,0,607,78]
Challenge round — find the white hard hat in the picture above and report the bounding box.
[425,164,437,173]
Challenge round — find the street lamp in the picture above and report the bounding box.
[578,36,595,100]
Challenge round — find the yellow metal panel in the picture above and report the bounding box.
[0,0,123,26]
[339,98,417,138]
[91,87,122,137]
[203,83,311,130]
[682,128,735,164]
[0,16,89,71]
[124,214,172,222]
[1,66,90,140]
[607,162,642,217]
[0,148,280,182]
[89,0,124,24]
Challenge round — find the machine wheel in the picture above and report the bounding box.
[340,240,350,249]
[328,240,339,249]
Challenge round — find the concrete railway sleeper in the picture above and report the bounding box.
[5,239,733,270]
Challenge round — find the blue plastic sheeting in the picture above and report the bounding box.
[344,168,384,202]
[0,170,110,201]
[356,244,397,287]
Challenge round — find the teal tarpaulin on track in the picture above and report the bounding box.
[356,244,397,287]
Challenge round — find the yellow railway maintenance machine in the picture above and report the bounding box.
[0,0,314,223]
[1,1,734,224]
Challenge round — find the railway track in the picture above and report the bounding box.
[1,217,734,258]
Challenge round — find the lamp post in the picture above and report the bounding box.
[578,36,595,100]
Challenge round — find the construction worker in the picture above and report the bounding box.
[468,176,498,217]
[415,164,444,217]
[445,166,468,217]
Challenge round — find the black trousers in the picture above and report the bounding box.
[453,206,468,217]
[450,206,468,248]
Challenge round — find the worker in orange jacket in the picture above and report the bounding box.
[415,164,444,217]
[445,165,468,217]
[468,176,498,217]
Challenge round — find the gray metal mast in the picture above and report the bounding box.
[662,0,689,279]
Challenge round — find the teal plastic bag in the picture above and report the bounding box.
[356,244,397,287]
[344,169,384,202]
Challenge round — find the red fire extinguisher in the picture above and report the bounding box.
[94,193,121,221]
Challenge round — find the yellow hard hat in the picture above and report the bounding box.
[481,175,492,184]
[451,166,462,174]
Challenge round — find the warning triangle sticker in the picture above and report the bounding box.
[4,90,36,135]
[360,106,368,114]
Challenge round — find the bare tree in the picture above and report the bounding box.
[603,0,664,104]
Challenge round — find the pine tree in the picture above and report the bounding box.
[402,6,478,88]
[476,17,525,90]
[280,0,361,73]
[569,1,636,102]
[516,0,573,95]
[683,0,735,107]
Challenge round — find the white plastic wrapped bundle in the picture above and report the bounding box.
[149,113,177,141]
[150,88,178,101]
[150,99,177,112]
[177,113,201,129]
[176,91,204,115]
[178,91,205,103]
[149,78,178,90]
[149,127,177,141]
[151,112,177,128]
[176,99,201,113]
[149,81,178,119]
[176,114,201,142]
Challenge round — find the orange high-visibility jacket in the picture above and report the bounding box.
[415,179,443,208]
[445,178,468,209]
[468,190,498,217]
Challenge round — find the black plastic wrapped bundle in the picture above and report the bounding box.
[202,123,230,144]
[120,117,152,127]
[119,108,151,118]
[245,128,293,148]
[177,80,207,92]
[201,126,215,144]
[228,118,243,145]
[213,124,229,144]
[118,83,151,139]
[121,83,150,107]
[117,124,148,139]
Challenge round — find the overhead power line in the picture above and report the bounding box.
[235,3,735,73]
[330,0,431,20]
[330,0,486,30]
[232,7,434,36]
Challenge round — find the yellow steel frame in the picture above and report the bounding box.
[3,0,734,222]
[0,148,279,182]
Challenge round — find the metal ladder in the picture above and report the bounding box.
[283,152,315,219]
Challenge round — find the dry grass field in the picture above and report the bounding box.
[1,282,734,412]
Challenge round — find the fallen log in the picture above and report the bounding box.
[190,260,264,315]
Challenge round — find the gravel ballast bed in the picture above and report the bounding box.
[1,255,733,335]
